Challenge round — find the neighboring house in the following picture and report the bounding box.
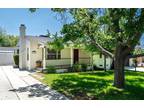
[0,47,18,66]
[18,24,93,71]
[129,55,144,67]
[129,45,144,67]
[93,53,113,70]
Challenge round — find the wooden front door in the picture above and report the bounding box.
[73,49,79,64]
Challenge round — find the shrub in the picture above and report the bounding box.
[67,66,74,72]
[73,63,82,72]
[81,64,87,72]
[46,65,56,73]
[13,54,19,66]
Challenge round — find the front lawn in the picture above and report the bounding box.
[40,70,144,100]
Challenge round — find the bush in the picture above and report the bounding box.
[81,64,87,72]
[13,54,19,66]
[67,64,87,72]
[73,63,82,72]
[67,66,74,72]
[46,66,56,73]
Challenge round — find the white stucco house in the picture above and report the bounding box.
[17,24,113,71]
[18,24,94,71]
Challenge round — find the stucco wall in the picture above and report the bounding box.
[28,39,42,70]
[129,58,134,67]
[46,48,71,66]
[93,54,112,69]
[46,48,91,66]
[26,40,30,70]
[79,49,91,64]
[61,48,71,59]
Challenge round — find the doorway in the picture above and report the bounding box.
[73,49,79,64]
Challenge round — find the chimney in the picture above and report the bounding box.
[19,24,27,70]
[19,24,26,37]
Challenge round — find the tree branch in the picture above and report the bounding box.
[89,35,114,58]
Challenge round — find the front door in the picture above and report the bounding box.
[73,49,79,64]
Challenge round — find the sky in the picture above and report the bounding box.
[0,8,144,47]
[0,8,67,36]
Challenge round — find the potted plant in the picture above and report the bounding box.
[36,60,42,68]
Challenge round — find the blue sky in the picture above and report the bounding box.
[0,8,67,36]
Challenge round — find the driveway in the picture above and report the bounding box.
[0,66,68,100]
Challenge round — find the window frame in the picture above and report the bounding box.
[46,48,61,60]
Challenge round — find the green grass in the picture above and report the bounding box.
[42,70,144,100]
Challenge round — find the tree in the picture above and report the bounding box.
[29,8,144,88]
[52,8,144,88]
[47,32,64,50]
[0,27,18,47]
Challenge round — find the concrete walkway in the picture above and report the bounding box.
[125,66,144,72]
[0,66,68,100]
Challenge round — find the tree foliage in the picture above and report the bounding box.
[47,32,64,50]
[52,8,144,88]
[0,27,18,47]
[29,8,144,88]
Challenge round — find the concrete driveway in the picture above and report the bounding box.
[0,66,68,100]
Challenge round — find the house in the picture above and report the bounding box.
[128,45,144,67]
[0,47,18,66]
[93,53,113,70]
[18,24,93,71]
[129,54,144,67]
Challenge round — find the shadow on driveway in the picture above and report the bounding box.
[9,84,68,100]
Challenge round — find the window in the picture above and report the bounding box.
[27,48,29,61]
[47,48,61,60]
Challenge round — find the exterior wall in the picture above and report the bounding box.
[129,58,134,67]
[93,54,112,69]
[28,39,43,70]
[46,48,71,66]
[26,40,30,70]
[79,49,91,64]
[25,41,91,69]
[129,57,144,67]
[46,48,92,67]
[61,48,71,59]
[19,25,27,70]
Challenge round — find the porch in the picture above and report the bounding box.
[42,47,92,69]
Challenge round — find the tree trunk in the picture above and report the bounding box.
[114,46,126,88]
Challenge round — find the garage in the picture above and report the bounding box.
[0,47,18,66]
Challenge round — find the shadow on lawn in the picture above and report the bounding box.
[51,72,144,100]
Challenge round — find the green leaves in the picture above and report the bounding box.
[0,27,18,47]
[47,32,64,50]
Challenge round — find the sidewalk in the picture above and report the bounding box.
[125,66,144,72]
[0,66,68,100]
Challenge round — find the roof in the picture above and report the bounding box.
[17,35,54,47]
[0,47,18,52]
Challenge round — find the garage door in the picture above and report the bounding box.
[0,51,14,66]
